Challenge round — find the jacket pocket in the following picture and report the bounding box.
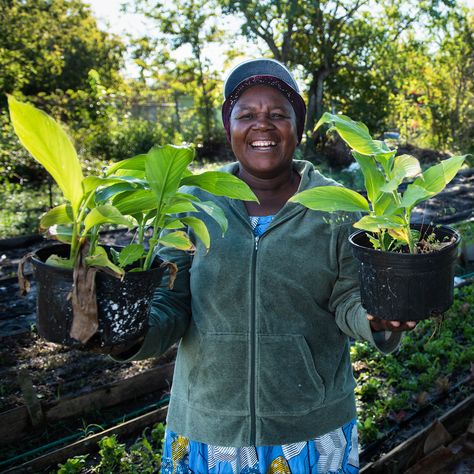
[257,334,325,416]
[187,333,249,415]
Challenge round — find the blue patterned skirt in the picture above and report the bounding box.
[161,419,359,473]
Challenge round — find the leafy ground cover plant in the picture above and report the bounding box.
[290,113,468,253]
[352,283,474,444]
[8,95,257,275]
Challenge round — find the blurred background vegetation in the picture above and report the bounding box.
[0,0,473,236]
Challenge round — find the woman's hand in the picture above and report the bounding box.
[367,314,417,332]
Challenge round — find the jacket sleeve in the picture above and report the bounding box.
[328,218,402,354]
[112,244,192,362]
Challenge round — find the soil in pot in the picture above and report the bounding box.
[349,224,460,321]
[31,244,166,348]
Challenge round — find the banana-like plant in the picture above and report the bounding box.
[8,95,258,273]
[290,113,468,253]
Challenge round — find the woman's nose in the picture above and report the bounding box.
[252,113,274,129]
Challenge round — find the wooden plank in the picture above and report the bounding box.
[0,406,30,444]
[46,361,174,421]
[0,362,174,445]
[4,405,168,473]
[361,394,474,473]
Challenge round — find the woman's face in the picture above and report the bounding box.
[230,85,298,179]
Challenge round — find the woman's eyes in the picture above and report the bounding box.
[237,112,288,120]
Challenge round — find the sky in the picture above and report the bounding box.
[85,0,250,78]
[86,0,474,79]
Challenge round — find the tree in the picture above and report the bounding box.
[0,0,125,101]
[220,0,469,156]
[221,1,386,136]
[125,0,225,147]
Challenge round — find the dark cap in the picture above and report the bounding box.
[222,58,306,144]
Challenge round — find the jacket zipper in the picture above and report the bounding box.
[249,235,259,445]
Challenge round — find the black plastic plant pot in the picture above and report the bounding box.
[31,244,165,348]
[349,224,460,321]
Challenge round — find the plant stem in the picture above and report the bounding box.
[143,213,164,271]
[70,191,96,262]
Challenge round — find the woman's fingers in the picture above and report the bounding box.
[367,314,418,332]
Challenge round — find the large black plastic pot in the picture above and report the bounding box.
[31,244,166,348]
[349,224,460,321]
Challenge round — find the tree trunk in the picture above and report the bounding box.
[173,91,182,134]
[303,70,330,158]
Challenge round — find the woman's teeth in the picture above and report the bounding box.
[250,141,276,148]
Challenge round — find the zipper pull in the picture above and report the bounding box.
[255,236,259,250]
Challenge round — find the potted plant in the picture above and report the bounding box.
[8,95,257,347]
[290,113,468,321]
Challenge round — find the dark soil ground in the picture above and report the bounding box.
[0,168,473,470]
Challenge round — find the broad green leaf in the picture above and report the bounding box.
[113,168,145,179]
[174,191,200,202]
[163,218,185,229]
[163,201,198,214]
[162,193,200,214]
[145,145,195,209]
[95,182,139,204]
[353,215,405,232]
[373,150,397,174]
[45,254,75,269]
[195,201,228,235]
[180,171,259,202]
[46,224,73,243]
[106,154,147,175]
[158,230,194,251]
[289,186,369,212]
[181,216,211,250]
[392,154,421,179]
[118,244,145,268]
[381,154,421,193]
[373,192,399,216]
[352,151,384,204]
[314,112,385,155]
[113,189,157,215]
[400,183,432,209]
[40,204,74,229]
[82,176,124,196]
[373,140,392,152]
[85,246,124,277]
[414,155,466,195]
[84,205,132,233]
[8,95,84,214]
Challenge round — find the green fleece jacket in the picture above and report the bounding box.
[124,160,400,447]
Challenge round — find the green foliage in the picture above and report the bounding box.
[0,0,125,101]
[57,455,88,474]
[8,98,257,272]
[57,423,166,473]
[290,113,467,252]
[353,284,474,446]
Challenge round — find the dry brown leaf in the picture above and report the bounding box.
[70,242,99,344]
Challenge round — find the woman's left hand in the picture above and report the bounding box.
[367,314,417,332]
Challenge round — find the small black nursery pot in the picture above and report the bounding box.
[349,224,460,321]
[31,244,166,348]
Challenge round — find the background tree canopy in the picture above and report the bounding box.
[0,0,472,188]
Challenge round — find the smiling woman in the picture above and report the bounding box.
[109,58,419,474]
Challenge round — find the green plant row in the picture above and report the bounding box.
[352,283,474,444]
